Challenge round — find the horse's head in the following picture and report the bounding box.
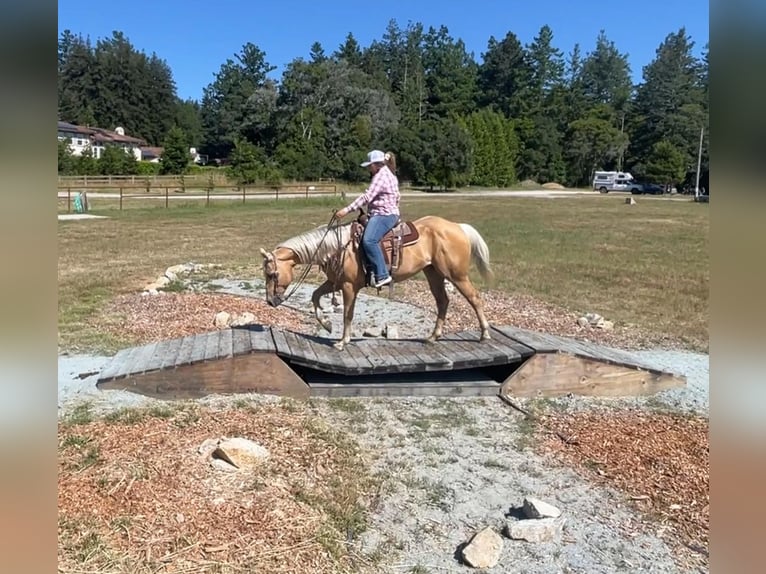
[259,248,295,307]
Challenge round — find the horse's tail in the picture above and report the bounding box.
[459,223,494,285]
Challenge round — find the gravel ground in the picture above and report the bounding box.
[58,277,709,573]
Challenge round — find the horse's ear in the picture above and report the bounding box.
[259,248,270,259]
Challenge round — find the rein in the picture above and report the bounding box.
[278,212,349,303]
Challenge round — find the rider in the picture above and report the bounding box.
[335,150,400,288]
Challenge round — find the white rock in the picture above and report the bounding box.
[522,497,562,519]
[626,197,637,205]
[156,276,170,288]
[597,320,614,331]
[444,279,455,293]
[230,312,256,327]
[505,517,566,543]
[384,324,399,339]
[214,311,231,328]
[577,317,590,328]
[213,437,270,469]
[461,526,503,568]
[363,327,383,338]
[165,270,178,282]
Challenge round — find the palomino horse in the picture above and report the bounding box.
[259,214,493,350]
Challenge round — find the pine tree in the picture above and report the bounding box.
[161,126,190,174]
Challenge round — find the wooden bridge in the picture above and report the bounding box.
[96,325,686,400]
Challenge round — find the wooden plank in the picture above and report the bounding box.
[270,329,294,359]
[491,326,562,353]
[309,337,361,374]
[500,353,686,398]
[174,335,197,367]
[231,327,252,356]
[189,333,210,364]
[394,340,453,372]
[97,353,310,400]
[309,380,501,398]
[355,338,408,373]
[203,330,222,361]
[142,340,178,373]
[281,331,323,369]
[249,325,276,352]
[218,328,234,359]
[131,341,159,374]
[99,346,141,381]
[342,339,377,372]
[159,337,184,370]
[439,334,498,366]
[433,337,494,368]
[453,331,521,363]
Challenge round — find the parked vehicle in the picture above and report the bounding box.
[592,171,635,193]
[630,183,665,195]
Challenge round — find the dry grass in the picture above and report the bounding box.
[58,195,708,353]
[58,402,376,573]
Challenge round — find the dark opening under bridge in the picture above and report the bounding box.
[96,325,686,401]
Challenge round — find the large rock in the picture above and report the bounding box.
[230,312,256,327]
[214,311,231,328]
[522,497,562,519]
[505,516,566,543]
[212,437,269,470]
[461,526,503,568]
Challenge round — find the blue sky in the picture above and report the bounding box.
[58,0,709,102]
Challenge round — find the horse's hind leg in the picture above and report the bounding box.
[311,280,335,333]
[451,276,491,341]
[423,266,449,343]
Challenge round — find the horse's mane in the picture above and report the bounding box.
[276,222,353,264]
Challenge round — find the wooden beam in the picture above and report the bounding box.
[97,352,310,400]
[500,352,686,398]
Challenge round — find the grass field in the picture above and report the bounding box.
[58,195,709,352]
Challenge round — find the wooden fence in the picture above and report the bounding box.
[57,182,340,213]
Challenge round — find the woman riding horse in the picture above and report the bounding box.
[334,150,400,288]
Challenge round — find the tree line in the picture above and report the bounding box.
[58,22,708,188]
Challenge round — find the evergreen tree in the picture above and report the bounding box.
[161,126,191,174]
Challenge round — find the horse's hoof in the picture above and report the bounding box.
[480,333,491,341]
[333,341,345,351]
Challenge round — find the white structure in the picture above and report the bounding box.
[592,170,635,193]
[57,121,145,161]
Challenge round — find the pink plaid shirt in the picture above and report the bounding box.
[346,165,400,216]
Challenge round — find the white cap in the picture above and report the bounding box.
[360,149,385,167]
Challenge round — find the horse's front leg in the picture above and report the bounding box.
[311,280,335,333]
[333,282,358,351]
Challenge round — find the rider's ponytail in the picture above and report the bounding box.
[383,151,397,174]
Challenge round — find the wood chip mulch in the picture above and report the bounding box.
[537,409,709,567]
[58,404,367,573]
[95,292,316,345]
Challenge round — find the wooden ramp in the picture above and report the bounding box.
[96,324,686,400]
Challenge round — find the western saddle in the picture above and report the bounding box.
[351,209,420,282]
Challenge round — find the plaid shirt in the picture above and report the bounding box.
[346,165,400,216]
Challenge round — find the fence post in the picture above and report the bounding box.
[206,187,210,207]
[242,185,246,204]
[119,187,123,210]
[165,187,169,209]
[67,187,71,213]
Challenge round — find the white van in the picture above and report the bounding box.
[592,171,635,193]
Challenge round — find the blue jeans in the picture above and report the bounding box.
[361,213,398,281]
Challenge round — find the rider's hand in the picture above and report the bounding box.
[336,208,348,218]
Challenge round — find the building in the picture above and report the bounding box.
[57,121,146,161]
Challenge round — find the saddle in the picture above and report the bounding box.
[351,209,420,277]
